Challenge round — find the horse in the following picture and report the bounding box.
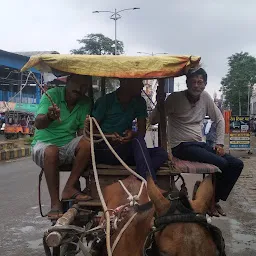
[96,175,225,256]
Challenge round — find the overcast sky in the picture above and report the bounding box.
[1,0,256,97]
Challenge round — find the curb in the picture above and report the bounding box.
[0,147,31,161]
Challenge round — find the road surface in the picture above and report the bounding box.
[0,155,255,255]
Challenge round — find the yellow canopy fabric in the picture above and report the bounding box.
[21,54,201,79]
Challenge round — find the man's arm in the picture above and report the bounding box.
[35,114,52,130]
[134,97,148,137]
[35,92,60,129]
[149,107,160,125]
[137,118,146,137]
[206,95,225,146]
[149,94,173,125]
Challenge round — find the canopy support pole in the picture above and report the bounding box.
[157,78,167,150]
[101,77,106,97]
[88,76,94,106]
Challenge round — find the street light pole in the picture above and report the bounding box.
[114,9,117,55]
[93,8,140,55]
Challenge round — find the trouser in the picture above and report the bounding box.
[94,135,168,181]
[172,142,244,202]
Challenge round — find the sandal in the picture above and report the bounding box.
[215,203,226,216]
[62,191,92,202]
[47,209,63,220]
[207,208,220,217]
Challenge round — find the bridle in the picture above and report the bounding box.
[142,191,226,256]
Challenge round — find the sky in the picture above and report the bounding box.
[1,0,256,98]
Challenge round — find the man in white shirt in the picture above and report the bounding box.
[150,68,243,216]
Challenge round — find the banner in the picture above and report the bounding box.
[0,101,38,114]
[229,116,250,149]
[224,110,231,134]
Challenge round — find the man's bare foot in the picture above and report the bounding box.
[62,187,92,202]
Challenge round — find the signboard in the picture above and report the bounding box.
[229,116,250,149]
[14,103,38,114]
[0,101,38,114]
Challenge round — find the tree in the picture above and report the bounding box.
[71,33,124,55]
[221,52,256,115]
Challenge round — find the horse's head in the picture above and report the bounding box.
[145,176,220,256]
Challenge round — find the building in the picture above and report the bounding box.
[250,84,256,117]
[0,50,59,106]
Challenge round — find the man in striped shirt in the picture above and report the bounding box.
[150,68,243,216]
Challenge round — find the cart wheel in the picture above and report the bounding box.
[60,244,68,256]
[52,246,60,256]
[60,242,77,256]
[192,181,201,200]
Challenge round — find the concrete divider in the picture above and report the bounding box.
[0,146,31,161]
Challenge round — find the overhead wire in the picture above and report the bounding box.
[7,71,33,103]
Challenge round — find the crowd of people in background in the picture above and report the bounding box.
[250,117,256,135]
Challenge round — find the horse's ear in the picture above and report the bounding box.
[147,176,170,216]
[190,175,214,214]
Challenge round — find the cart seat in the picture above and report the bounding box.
[82,159,220,199]
[171,157,221,174]
[57,157,220,175]
[52,158,220,200]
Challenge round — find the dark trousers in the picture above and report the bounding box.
[94,135,168,181]
[172,142,244,202]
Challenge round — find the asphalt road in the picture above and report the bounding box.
[0,155,256,256]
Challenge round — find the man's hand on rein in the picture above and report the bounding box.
[111,132,123,143]
[121,130,133,144]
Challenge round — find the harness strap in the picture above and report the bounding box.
[38,169,47,217]
[118,180,146,206]
[155,213,207,228]
[134,192,169,213]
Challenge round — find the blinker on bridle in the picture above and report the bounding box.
[143,190,226,256]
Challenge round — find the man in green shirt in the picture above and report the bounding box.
[92,78,168,181]
[32,74,92,219]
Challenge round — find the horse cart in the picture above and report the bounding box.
[21,54,225,256]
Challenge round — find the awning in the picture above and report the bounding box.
[21,54,201,79]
